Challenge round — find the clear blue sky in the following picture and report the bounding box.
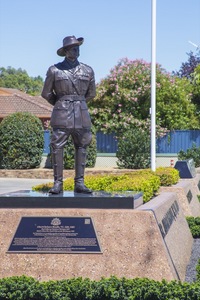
[0,0,199,83]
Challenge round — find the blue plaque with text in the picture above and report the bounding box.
[8,216,101,253]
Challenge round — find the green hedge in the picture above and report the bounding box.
[178,144,200,167]
[154,167,180,186]
[116,127,150,169]
[33,167,179,203]
[0,112,44,169]
[186,216,200,238]
[1,275,200,300]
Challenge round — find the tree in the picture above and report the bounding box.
[89,58,199,132]
[156,72,198,129]
[191,64,200,109]
[173,50,200,110]
[0,67,43,95]
[173,50,200,79]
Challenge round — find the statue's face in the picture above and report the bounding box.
[65,46,80,61]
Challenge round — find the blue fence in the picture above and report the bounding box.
[43,130,51,154]
[156,130,200,153]
[43,130,200,154]
[43,131,118,154]
[96,132,118,153]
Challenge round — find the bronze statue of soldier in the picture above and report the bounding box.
[41,36,96,194]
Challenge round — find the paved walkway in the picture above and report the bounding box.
[0,178,51,194]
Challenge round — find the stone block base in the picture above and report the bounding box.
[0,192,192,282]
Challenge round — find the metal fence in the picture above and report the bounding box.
[156,130,200,153]
[96,132,118,153]
[44,130,51,154]
[43,130,200,155]
[43,131,118,154]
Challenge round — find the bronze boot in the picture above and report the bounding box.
[74,147,92,194]
[49,148,63,194]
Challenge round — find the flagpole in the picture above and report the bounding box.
[151,0,156,171]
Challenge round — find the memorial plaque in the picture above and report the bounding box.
[8,217,101,253]
[174,159,196,178]
[186,190,193,203]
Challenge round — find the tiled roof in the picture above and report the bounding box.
[0,87,52,118]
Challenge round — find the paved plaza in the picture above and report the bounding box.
[0,178,50,194]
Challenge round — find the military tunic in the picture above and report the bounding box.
[42,58,96,129]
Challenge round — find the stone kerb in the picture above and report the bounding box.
[191,173,200,195]
[159,179,200,217]
[138,192,193,281]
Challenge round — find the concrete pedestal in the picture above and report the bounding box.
[0,190,192,282]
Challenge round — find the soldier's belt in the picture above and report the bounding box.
[58,95,85,102]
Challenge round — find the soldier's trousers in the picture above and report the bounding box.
[50,128,92,184]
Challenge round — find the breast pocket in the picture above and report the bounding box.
[55,75,70,93]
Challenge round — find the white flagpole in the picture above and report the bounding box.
[151,0,157,171]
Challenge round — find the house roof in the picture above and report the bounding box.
[0,87,52,119]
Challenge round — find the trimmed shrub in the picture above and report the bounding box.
[178,143,200,167]
[0,112,44,169]
[196,259,200,282]
[154,167,180,186]
[0,275,42,299]
[103,173,160,202]
[186,216,200,238]
[116,127,150,169]
[1,275,200,299]
[33,168,178,202]
[33,171,160,202]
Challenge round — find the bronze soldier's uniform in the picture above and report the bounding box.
[42,36,96,194]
